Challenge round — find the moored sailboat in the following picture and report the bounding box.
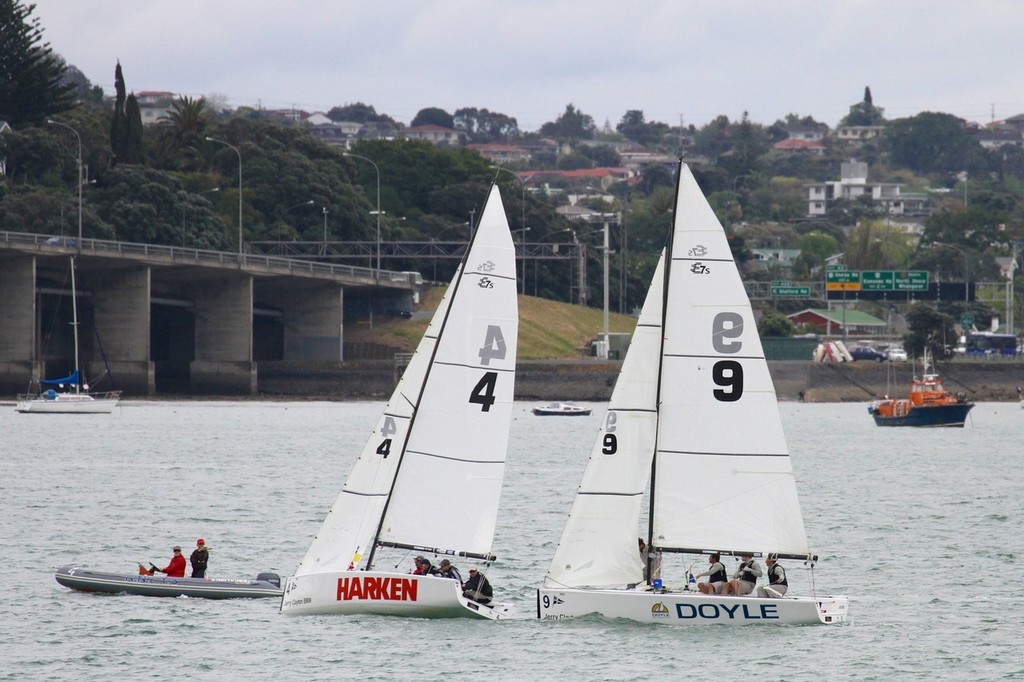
[16,256,121,414]
[281,184,518,620]
[536,163,848,626]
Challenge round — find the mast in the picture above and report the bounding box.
[646,160,682,575]
[70,256,81,395]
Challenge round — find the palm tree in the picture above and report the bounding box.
[155,96,209,170]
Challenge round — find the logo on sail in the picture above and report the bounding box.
[651,601,671,618]
[478,277,495,289]
[690,262,711,274]
[477,259,496,272]
[688,245,708,257]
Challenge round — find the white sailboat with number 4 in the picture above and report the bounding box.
[536,163,849,626]
[282,184,518,620]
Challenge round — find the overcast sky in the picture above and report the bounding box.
[32,0,1024,132]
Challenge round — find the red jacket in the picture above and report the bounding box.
[160,554,186,577]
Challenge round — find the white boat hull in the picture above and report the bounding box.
[281,570,513,620]
[16,392,120,414]
[536,587,848,626]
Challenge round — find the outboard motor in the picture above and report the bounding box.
[256,572,281,587]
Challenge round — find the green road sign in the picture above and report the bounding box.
[825,264,847,272]
[894,270,928,291]
[770,285,811,297]
[961,312,974,329]
[825,269,860,291]
[861,271,895,291]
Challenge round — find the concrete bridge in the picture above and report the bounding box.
[0,231,421,396]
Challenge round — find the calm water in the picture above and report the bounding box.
[1,399,1021,681]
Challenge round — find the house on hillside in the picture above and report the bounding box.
[136,91,176,125]
[466,143,531,165]
[835,125,885,144]
[401,124,462,147]
[805,160,930,217]
[773,138,825,155]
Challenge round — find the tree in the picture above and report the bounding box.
[539,104,596,142]
[886,112,982,174]
[904,303,957,360]
[0,0,77,126]
[123,94,145,163]
[110,62,128,164]
[616,110,670,147]
[841,86,885,127]
[326,102,396,124]
[452,107,520,142]
[410,107,454,128]
[757,308,796,337]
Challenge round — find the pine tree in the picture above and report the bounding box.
[110,61,128,164]
[123,93,145,163]
[0,0,77,126]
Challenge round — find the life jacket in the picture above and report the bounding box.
[739,560,758,583]
[768,563,788,586]
[708,562,726,583]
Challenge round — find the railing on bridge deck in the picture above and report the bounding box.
[0,231,421,288]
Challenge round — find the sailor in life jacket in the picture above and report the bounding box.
[695,553,728,594]
[757,553,789,598]
[722,552,763,596]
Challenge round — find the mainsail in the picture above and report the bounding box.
[294,184,518,578]
[545,163,810,592]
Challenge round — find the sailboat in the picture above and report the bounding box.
[281,184,518,620]
[16,256,121,414]
[536,163,848,626]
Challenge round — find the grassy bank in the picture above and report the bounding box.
[351,288,639,360]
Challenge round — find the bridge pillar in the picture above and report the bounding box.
[258,281,344,361]
[190,274,256,394]
[91,265,155,396]
[0,255,39,394]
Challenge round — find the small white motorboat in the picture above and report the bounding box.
[532,402,592,416]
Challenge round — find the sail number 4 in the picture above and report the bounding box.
[469,325,508,412]
[712,312,743,402]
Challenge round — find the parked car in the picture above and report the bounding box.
[886,347,908,362]
[850,347,886,362]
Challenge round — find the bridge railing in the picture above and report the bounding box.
[0,230,422,287]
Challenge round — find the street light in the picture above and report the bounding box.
[205,136,243,255]
[47,119,82,245]
[344,152,381,277]
[322,206,329,247]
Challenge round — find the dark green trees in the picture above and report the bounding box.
[0,0,76,126]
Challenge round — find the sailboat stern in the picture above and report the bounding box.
[537,587,848,626]
[281,570,510,619]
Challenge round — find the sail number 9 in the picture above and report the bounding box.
[712,312,744,402]
[469,325,508,412]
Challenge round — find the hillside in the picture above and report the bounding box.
[347,287,638,360]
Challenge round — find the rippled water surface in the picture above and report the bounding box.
[2,400,1021,681]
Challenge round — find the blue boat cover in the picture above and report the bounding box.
[41,370,79,386]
